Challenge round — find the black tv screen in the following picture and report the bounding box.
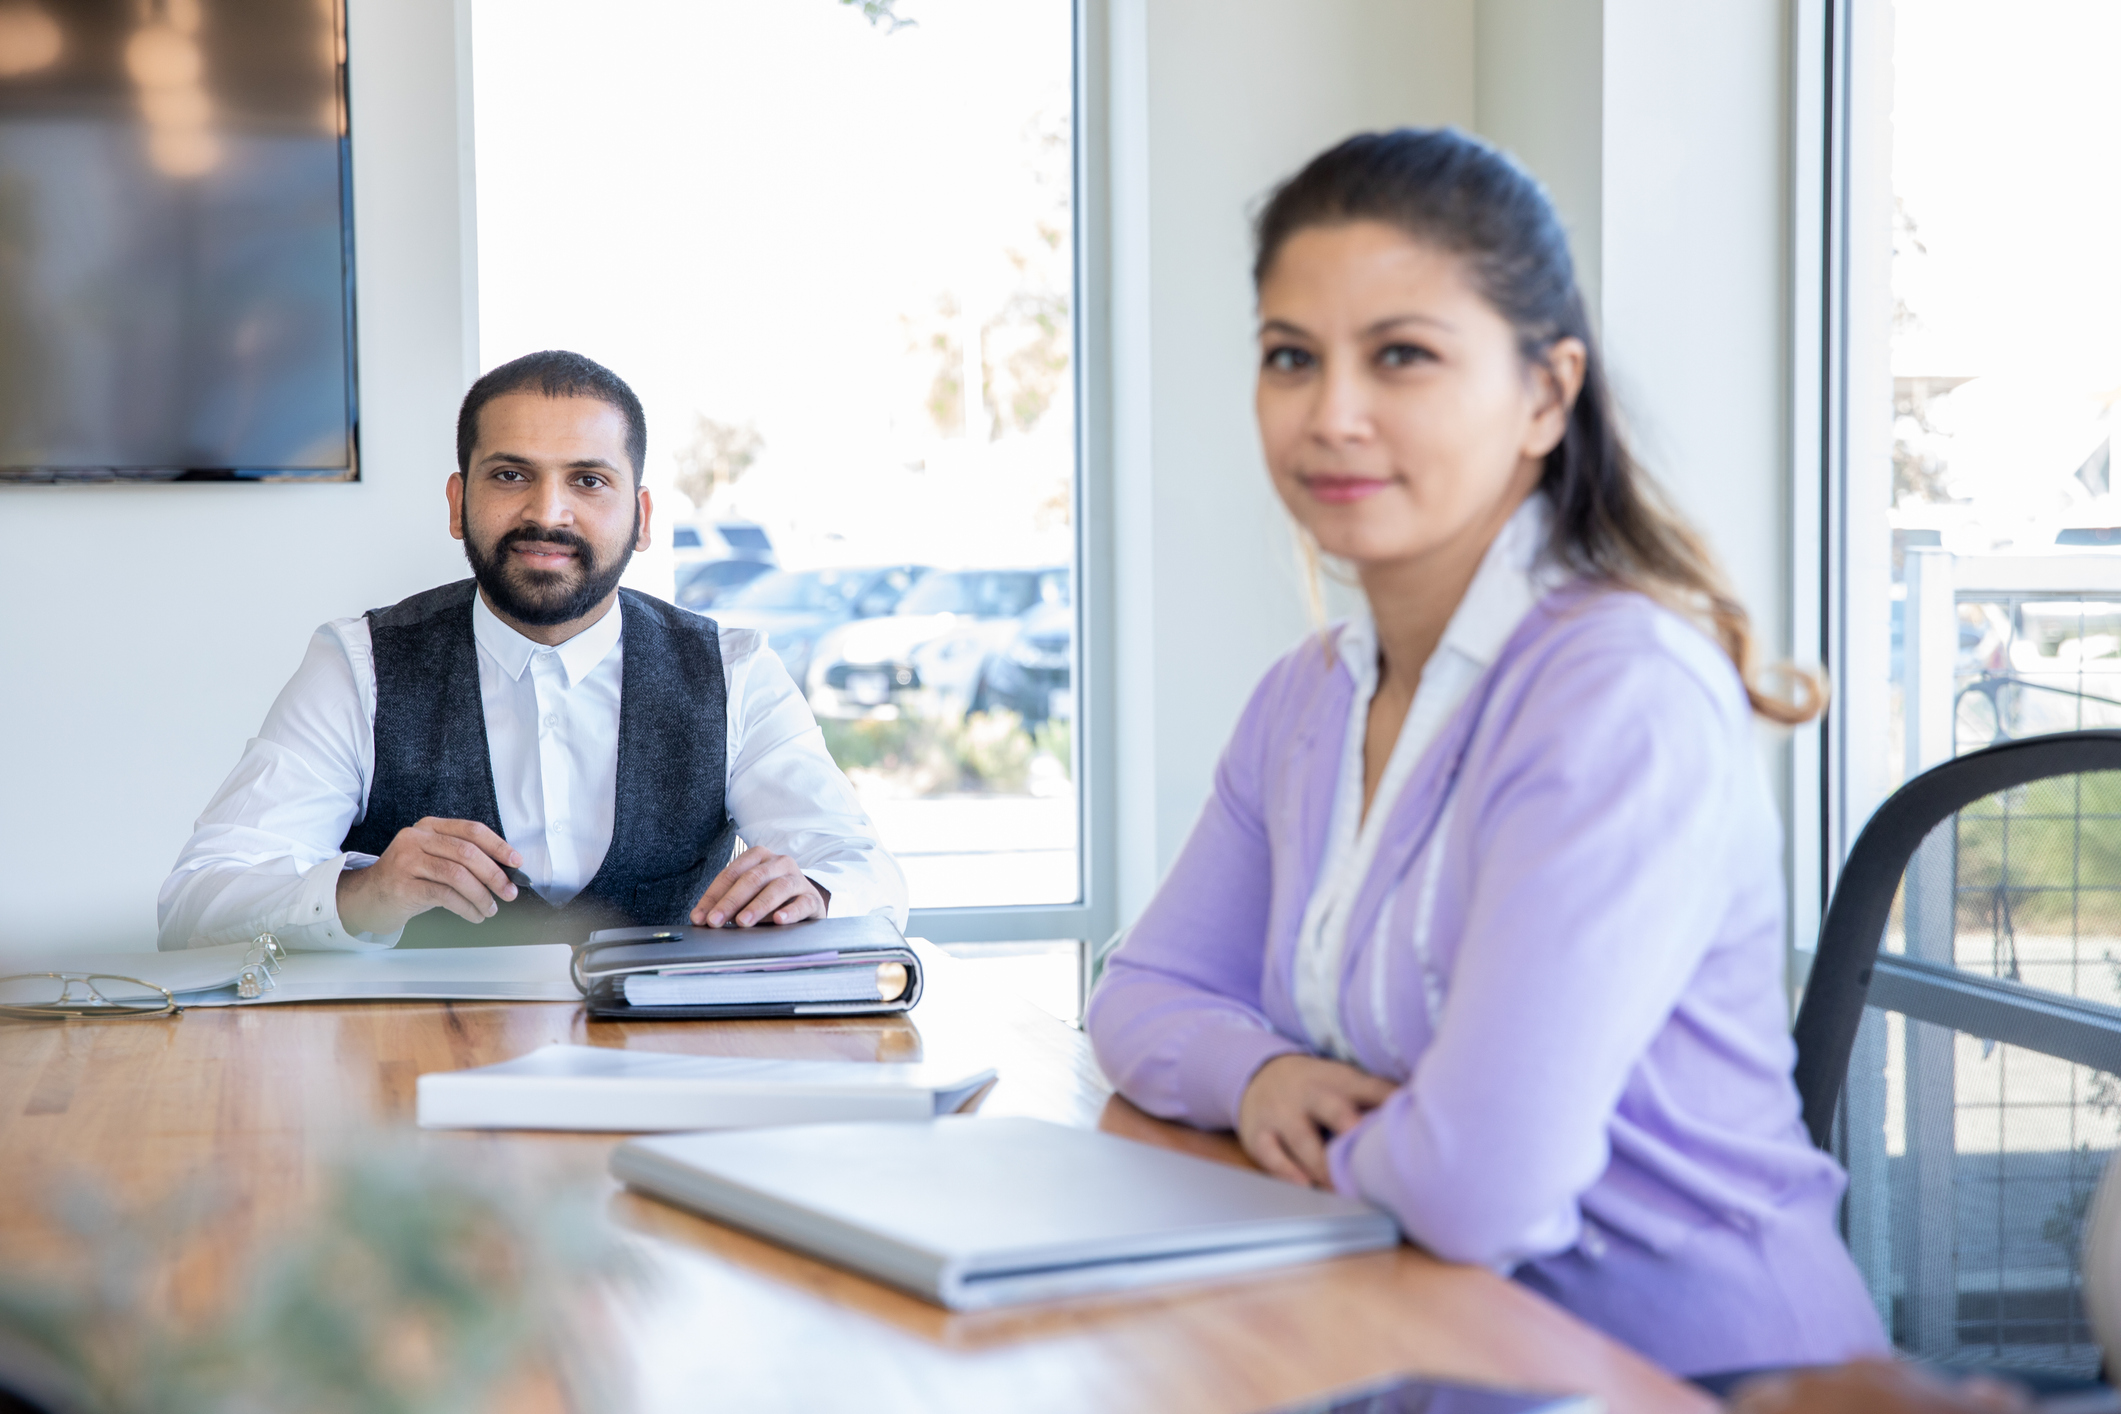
[0,0,354,483]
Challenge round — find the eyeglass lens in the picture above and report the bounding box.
[0,974,169,1012]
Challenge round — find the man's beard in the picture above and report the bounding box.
[463,510,637,628]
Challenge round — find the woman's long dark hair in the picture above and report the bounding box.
[1254,127,1821,725]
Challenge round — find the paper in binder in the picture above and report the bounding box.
[570,914,922,1020]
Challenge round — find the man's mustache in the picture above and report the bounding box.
[495,524,595,564]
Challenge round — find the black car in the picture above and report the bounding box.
[711,565,929,686]
[970,594,1072,727]
[674,557,777,610]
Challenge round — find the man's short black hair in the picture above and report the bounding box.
[455,349,648,483]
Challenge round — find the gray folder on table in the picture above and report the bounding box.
[610,1115,1401,1310]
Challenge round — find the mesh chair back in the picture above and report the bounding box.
[1792,731,2121,1374]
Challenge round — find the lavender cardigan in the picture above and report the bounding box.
[1086,587,1886,1376]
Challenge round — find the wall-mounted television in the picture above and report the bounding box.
[0,0,355,483]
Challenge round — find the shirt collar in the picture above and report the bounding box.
[1335,494,1558,681]
[471,589,624,687]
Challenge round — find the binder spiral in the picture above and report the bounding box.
[236,933,287,1000]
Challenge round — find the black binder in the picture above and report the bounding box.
[571,914,921,1020]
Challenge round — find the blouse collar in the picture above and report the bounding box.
[1333,493,1560,686]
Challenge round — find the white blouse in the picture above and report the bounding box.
[1290,496,1559,1059]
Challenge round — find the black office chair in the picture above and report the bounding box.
[1792,730,2121,1382]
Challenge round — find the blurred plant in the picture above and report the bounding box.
[0,1145,640,1414]
[2041,1152,2102,1267]
[1890,198,1962,509]
[822,709,1066,796]
[909,294,971,438]
[837,0,913,33]
[983,106,1071,441]
[1032,718,1071,783]
[825,715,953,797]
[906,103,1072,450]
[2091,1060,2121,1120]
[988,274,1069,438]
[673,414,763,514]
[956,710,1034,791]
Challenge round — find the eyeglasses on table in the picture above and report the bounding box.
[0,972,180,1019]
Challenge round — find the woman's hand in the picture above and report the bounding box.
[1238,1053,1398,1188]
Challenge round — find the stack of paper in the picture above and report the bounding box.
[416,1043,996,1131]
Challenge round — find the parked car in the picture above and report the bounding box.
[671,520,775,568]
[807,567,1067,722]
[674,556,776,611]
[970,592,1072,727]
[710,564,928,687]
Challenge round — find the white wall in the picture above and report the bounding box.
[1474,0,1603,319]
[1599,0,1791,668]
[1463,0,1794,678]
[1111,0,1477,918]
[1112,0,1798,922]
[0,0,478,954]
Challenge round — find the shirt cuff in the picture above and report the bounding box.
[804,859,909,931]
[276,853,402,951]
[1180,1023,1308,1132]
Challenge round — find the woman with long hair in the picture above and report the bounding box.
[1084,128,1885,1377]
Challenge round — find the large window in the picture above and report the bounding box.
[1827,0,2121,1371]
[1860,1,2121,795]
[472,0,1096,952]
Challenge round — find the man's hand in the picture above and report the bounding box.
[1238,1053,1398,1188]
[691,846,829,928]
[1729,1360,2031,1414]
[336,817,520,938]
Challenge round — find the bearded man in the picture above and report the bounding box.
[159,350,906,950]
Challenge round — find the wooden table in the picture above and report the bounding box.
[0,946,1712,1414]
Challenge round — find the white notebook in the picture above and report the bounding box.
[4,941,579,1007]
[417,1043,997,1132]
[611,1116,1402,1310]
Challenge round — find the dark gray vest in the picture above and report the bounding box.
[340,580,734,948]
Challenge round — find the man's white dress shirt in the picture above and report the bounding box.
[159,593,909,950]
[1291,496,1560,1058]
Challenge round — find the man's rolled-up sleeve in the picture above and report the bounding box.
[157,625,400,951]
[720,630,910,929]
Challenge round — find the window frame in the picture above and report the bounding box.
[905,0,1118,955]
[1805,0,1875,955]
[1792,0,1838,969]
